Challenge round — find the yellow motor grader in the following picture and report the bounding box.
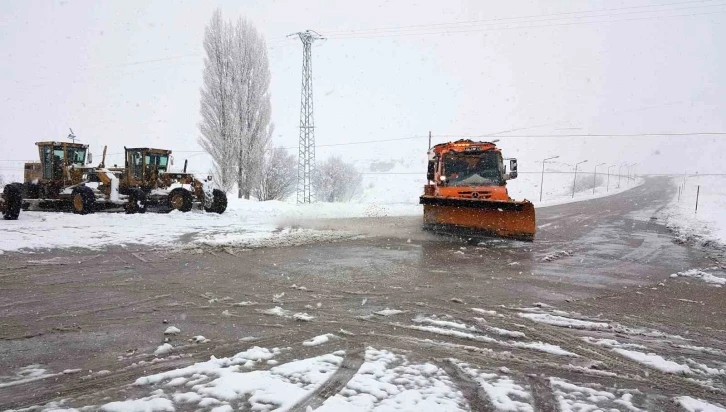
[0,141,227,219]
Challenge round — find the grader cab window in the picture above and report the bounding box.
[130,152,144,179]
[66,147,87,166]
[145,154,169,171]
[52,147,65,179]
[40,146,53,179]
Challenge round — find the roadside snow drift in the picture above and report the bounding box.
[661,175,726,247]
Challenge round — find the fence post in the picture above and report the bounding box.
[695,185,700,213]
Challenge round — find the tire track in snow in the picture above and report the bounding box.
[527,375,558,412]
[517,316,726,403]
[436,359,496,412]
[288,341,365,412]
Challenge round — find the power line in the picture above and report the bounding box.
[325,8,726,39]
[322,0,725,36]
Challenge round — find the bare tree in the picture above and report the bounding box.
[198,10,273,198]
[198,10,236,193]
[254,146,296,201]
[232,17,273,199]
[313,156,363,202]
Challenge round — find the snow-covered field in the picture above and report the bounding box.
[0,163,641,253]
[660,175,726,248]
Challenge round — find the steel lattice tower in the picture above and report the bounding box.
[293,30,323,204]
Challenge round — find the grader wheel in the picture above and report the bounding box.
[125,189,147,214]
[2,183,22,220]
[168,188,193,212]
[71,186,95,215]
[204,189,228,214]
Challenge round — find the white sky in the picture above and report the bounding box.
[1,0,725,180]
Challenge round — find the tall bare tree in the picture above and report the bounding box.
[198,10,236,193]
[198,10,273,198]
[254,146,297,201]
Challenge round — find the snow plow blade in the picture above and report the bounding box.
[420,196,536,241]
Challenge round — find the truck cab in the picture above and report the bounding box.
[426,140,518,201]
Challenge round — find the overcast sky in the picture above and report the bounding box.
[1,0,725,180]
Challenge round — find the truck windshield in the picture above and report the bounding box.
[443,151,503,186]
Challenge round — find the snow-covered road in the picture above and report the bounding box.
[2,177,725,411]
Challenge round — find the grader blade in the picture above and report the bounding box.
[421,196,536,241]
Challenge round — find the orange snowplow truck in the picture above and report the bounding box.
[420,140,536,241]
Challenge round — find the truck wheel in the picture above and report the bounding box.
[126,189,147,214]
[2,183,22,220]
[71,186,95,215]
[204,189,227,214]
[168,188,193,212]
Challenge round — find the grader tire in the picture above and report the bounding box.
[204,189,228,214]
[168,188,193,213]
[125,189,148,214]
[71,186,95,215]
[2,183,22,220]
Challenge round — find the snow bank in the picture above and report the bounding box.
[670,268,726,287]
[550,378,644,411]
[302,333,336,347]
[518,313,610,330]
[0,365,81,389]
[0,199,365,253]
[676,396,726,412]
[612,349,692,374]
[101,397,174,412]
[661,175,726,247]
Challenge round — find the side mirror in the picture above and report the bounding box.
[171,156,174,166]
[87,153,93,164]
[427,161,435,181]
[509,158,518,179]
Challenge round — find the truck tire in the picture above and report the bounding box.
[204,189,227,214]
[126,189,147,214]
[2,183,22,220]
[168,188,193,212]
[71,186,95,215]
